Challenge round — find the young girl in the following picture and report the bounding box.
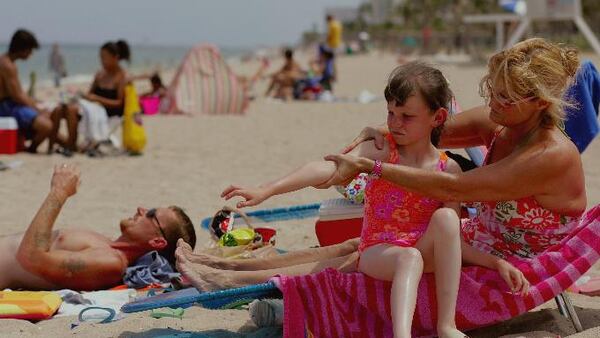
[177,62,468,337]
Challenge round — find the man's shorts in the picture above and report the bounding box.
[0,99,38,138]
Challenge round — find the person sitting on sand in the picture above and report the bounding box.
[0,164,196,291]
[296,45,336,100]
[48,40,131,156]
[0,29,54,153]
[141,73,167,98]
[264,48,304,101]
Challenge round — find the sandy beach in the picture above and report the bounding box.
[1,51,599,338]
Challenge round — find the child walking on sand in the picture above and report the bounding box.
[178,62,490,337]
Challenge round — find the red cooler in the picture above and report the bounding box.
[0,117,18,154]
[315,198,364,246]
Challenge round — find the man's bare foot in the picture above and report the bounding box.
[174,242,231,269]
[175,252,241,291]
[438,327,468,338]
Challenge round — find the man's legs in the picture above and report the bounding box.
[48,103,79,153]
[27,111,52,153]
[176,238,359,271]
[176,249,359,291]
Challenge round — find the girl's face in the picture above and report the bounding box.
[386,93,445,146]
[100,49,119,70]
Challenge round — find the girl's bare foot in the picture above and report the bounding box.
[438,327,468,338]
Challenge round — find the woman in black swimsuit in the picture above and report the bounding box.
[49,40,130,155]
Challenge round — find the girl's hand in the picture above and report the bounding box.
[221,185,270,208]
[495,258,530,296]
[322,154,365,187]
[341,126,385,154]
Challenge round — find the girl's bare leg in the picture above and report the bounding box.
[176,238,359,271]
[415,208,465,338]
[176,249,359,291]
[359,244,424,338]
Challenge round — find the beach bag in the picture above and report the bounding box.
[122,84,147,154]
[205,206,276,259]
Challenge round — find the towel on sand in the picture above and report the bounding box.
[78,98,109,143]
[123,251,179,288]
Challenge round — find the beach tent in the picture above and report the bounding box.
[166,44,248,115]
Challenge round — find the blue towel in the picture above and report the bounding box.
[564,60,600,153]
[123,251,180,288]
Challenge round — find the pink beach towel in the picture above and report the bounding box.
[275,204,600,338]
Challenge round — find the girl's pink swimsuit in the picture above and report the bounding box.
[359,134,449,252]
[461,128,583,259]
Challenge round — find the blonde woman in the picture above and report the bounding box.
[335,38,585,268]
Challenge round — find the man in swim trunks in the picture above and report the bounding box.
[0,29,53,153]
[0,164,196,291]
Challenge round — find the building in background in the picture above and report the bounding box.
[367,0,404,24]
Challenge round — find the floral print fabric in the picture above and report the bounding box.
[358,134,448,252]
[460,128,582,259]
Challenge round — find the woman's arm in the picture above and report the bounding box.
[438,105,498,149]
[327,136,578,204]
[461,242,529,294]
[342,105,498,154]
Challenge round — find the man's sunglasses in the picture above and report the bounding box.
[146,208,167,240]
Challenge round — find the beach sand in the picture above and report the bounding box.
[1,51,599,337]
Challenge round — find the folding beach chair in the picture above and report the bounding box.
[276,205,600,337]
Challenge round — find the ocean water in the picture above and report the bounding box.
[0,43,249,88]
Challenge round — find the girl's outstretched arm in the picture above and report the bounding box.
[222,140,388,208]
[221,160,337,208]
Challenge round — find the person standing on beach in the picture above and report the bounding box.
[0,29,53,153]
[325,14,342,52]
[49,43,66,88]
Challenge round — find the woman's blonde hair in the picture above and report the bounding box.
[480,38,580,127]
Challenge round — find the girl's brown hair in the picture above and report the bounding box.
[384,61,453,146]
[480,38,580,127]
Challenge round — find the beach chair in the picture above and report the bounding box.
[275,204,600,337]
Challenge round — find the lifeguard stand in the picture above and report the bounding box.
[464,0,600,55]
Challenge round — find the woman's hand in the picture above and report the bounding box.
[221,185,271,208]
[341,126,386,154]
[495,258,530,296]
[82,93,97,102]
[322,154,368,187]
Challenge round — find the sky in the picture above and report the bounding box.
[0,0,362,47]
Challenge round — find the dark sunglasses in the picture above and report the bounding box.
[146,208,167,240]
